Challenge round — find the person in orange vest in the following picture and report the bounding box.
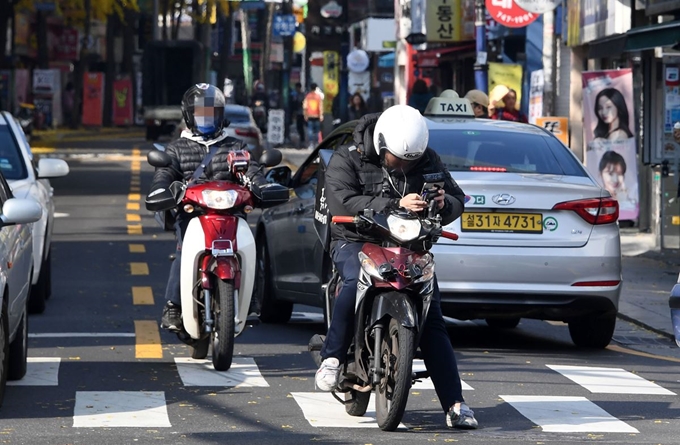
[303,83,324,148]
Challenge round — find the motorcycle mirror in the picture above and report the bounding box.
[153,143,166,152]
[259,149,283,167]
[147,149,173,168]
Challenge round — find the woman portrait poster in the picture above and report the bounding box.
[582,69,639,221]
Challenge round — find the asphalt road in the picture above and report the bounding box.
[2,139,679,445]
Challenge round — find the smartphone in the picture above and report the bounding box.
[421,181,444,198]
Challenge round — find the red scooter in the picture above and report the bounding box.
[146,148,288,370]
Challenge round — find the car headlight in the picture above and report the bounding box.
[413,253,435,283]
[387,215,421,242]
[358,251,385,281]
[202,189,239,209]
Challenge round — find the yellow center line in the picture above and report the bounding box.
[32,147,56,153]
[134,320,163,359]
[127,202,140,211]
[130,262,149,275]
[132,286,154,305]
[126,214,141,222]
[130,178,141,185]
[130,186,140,193]
[128,193,141,201]
[129,244,146,253]
[127,224,143,235]
[606,344,680,364]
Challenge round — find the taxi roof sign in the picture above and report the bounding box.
[424,89,475,118]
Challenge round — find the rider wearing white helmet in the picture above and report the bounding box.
[316,105,477,429]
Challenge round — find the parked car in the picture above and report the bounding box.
[0,171,43,408]
[0,111,70,314]
[254,93,622,349]
[172,104,266,161]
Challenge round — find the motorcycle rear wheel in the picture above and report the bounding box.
[211,279,235,371]
[345,389,370,417]
[375,318,415,431]
[191,338,210,359]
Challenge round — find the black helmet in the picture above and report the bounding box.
[181,83,226,138]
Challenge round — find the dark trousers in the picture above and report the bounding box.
[321,241,465,412]
[164,213,190,306]
[296,114,306,144]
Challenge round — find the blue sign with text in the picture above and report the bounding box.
[273,15,297,37]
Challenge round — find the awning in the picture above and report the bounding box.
[587,34,627,59]
[624,20,680,52]
[415,43,476,68]
[378,52,395,68]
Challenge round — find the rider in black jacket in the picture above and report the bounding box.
[150,83,265,331]
[315,106,478,429]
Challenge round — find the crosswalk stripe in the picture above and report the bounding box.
[7,358,60,386]
[412,359,473,390]
[547,364,676,395]
[73,391,171,427]
[500,395,639,433]
[291,392,406,429]
[175,357,269,387]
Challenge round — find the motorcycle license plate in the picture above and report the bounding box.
[461,212,543,233]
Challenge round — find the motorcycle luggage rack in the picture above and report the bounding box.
[211,240,234,257]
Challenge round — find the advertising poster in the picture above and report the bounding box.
[322,51,339,115]
[582,68,638,221]
[528,69,544,124]
[662,64,680,156]
[488,62,523,107]
[112,77,133,126]
[14,69,30,107]
[82,72,104,127]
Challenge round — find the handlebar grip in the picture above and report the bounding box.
[441,231,459,241]
[332,216,356,224]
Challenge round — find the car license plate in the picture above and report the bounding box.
[461,212,543,233]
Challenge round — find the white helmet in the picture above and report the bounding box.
[373,105,429,161]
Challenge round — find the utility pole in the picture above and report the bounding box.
[474,0,488,92]
[542,9,556,116]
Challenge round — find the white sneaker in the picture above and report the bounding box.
[315,358,341,391]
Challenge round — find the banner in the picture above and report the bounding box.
[582,68,638,221]
[82,72,104,126]
[323,51,339,114]
[112,77,133,126]
[488,62,523,108]
[536,116,569,145]
[528,69,544,124]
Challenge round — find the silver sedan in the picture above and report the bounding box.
[256,118,621,349]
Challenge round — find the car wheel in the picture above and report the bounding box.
[28,266,46,315]
[256,234,293,324]
[568,314,616,349]
[0,301,9,408]
[7,304,28,381]
[485,318,520,329]
[32,249,51,303]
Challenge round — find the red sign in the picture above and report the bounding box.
[82,72,104,126]
[112,77,133,126]
[485,0,538,28]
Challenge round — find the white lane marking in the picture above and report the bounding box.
[547,364,676,395]
[7,357,61,386]
[412,359,473,391]
[73,391,171,428]
[291,392,406,429]
[500,395,639,433]
[29,332,136,338]
[174,357,269,387]
[54,212,70,218]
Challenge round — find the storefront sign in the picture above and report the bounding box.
[33,69,58,95]
[663,64,680,156]
[485,0,538,28]
[320,0,343,18]
[536,117,569,145]
[582,69,638,221]
[323,51,339,114]
[267,109,285,144]
[82,72,104,127]
[528,69,544,124]
[514,0,560,14]
[112,77,133,126]
[347,49,369,73]
[426,0,462,42]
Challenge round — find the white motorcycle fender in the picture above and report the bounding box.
[180,216,256,339]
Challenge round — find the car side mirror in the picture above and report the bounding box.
[266,166,292,187]
[37,158,69,179]
[1,198,42,226]
[259,149,283,167]
[147,149,173,168]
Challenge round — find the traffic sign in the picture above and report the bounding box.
[267,109,286,144]
[273,15,297,37]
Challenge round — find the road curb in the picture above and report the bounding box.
[616,311,675,341]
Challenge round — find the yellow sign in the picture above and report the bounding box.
[536,117,569,146]
[426,0,462,42]
[293,32,306,53]
[323,51,339,114]
[488,62,523,108]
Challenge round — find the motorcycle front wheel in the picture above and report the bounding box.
[375,318,415,431]
[211,279,236,371]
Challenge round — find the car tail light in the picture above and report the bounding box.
[571,280,621,287]
[235,128,259,138]
[552,197,619,225]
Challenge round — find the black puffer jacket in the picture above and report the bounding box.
[325,113,466,245]
[150,131,263,191]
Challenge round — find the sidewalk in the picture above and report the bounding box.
[619,229,679,344]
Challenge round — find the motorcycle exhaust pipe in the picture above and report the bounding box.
[341,381,373,393]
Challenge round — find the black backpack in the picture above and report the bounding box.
[313,148,335,253]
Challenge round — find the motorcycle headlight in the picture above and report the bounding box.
[202,189,239,209]
[413,253,435,283]
[387,215,421,242]
[358,251,385,281]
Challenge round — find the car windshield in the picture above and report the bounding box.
[225,109,252,125]
[427,129,587,177]
[0,125,28,180]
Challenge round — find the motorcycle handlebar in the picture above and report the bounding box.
[441,231,459,241]
[332,216,357,224]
